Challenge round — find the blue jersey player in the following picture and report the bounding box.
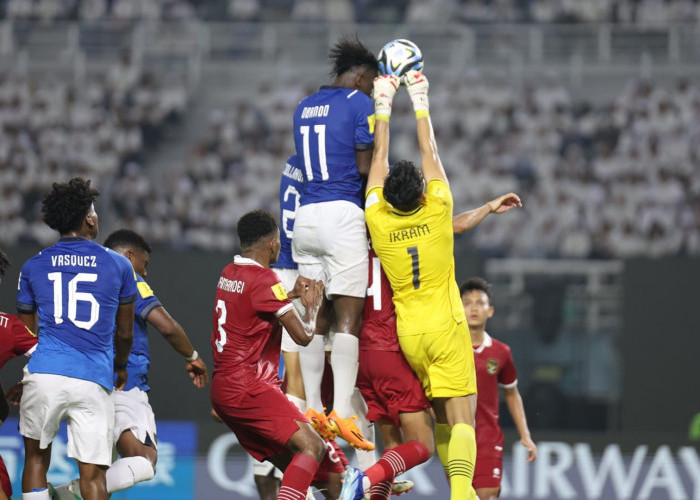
[16,178,136,500]
[291,37,378,452]
[53,229,210,498]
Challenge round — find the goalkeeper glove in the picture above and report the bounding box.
[373,74,399,119]
[405,70,429,114]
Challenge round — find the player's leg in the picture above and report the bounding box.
[273,423,326,500]
[351,386,376,468]
[282,348,306,409]
[75,462,108,500]
[21,438,52,499]
[252,460,281,500]
[399,409,435,454]
[476,487,500,500]
[0,454,11,500]
[473,454,503,500]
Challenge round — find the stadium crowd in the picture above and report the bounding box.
[0,52,188,247]
[3,0,700,24]
[77,71,700,258]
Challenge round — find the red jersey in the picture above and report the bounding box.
[360,248,399,351]
[473,333,517,457]
[210,256,294,403]
[0,311,37,369]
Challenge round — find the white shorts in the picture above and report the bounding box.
[19,369,114,466]
[253,457,283,480]
[273,267,305,353]
[292,200,368,299]
[114,387,158,448]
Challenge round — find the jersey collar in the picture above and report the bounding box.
[234,255,263,267]
[473,332,493,353]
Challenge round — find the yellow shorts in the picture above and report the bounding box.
[398,320,477,400]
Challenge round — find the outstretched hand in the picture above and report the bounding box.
[186,357,209,388]
[302,280,325,313]
[488,192,522,214]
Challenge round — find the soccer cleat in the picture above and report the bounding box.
[326,409,375,451]
[305,407,335,440]
[373,74,400,117]
[404,70,429,112]
[391,479,414,496]
[363,478,414,498]
[339,467,366,500]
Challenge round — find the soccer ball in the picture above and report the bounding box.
[377,39,424,79]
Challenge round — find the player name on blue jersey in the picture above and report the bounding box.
[50,254,98,267]
[300,104,331,119]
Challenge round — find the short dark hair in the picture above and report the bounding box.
[384,160,424,212]
[459,277,492,301]
[237,210,278,248]
[104,229,152,254]
[329,36,378,78]
[0,248,9,277]
[42,177,99,235]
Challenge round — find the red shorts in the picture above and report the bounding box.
[313,439,348,483]
[0,454,10,498]
[211,378,306,462]
[356,349,431,427]
[473,455,503,490]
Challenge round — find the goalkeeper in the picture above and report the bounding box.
[362,71,480,500]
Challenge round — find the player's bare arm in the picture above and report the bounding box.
[405,71,448,184]
[453,192,523,234]
[366,74,399,193]
[114,302,135,390]
[356,149,373,176]
[503,386,537,462]
[279,280,324,346]
[146,306,209,388]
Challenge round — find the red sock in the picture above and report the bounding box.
[364,441,430,485]
[369,480,393,500]
[279,454,320,500]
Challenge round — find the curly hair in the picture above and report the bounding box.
[0,248,9,277]
[42,177,100,235]
[384,160,424,212]
[237,210,278,248]
[329,36,378,78]
[459,277,492,301]
[104,229,152,254]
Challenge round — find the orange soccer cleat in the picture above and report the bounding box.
[326,409,375,451]
[305,407,335,440]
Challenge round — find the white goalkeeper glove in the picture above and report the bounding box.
[405,70,429,115]
[373,74,400,119]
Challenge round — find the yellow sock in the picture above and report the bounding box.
[447,423,476,500]
[435,423,451,476]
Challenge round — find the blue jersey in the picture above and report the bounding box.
[17,237,137,390]
[272,155,304,270]
[115,274,161,392]
[293,86,374,208]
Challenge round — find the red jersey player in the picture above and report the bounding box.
[0,248,38,500]
[209,210,336,500]
[460,277,537,500]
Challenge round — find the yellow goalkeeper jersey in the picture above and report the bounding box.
[365,179,466,337]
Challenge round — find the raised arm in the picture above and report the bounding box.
[405,71,447,184]
[147,306,209,388]
[453,192,523,234]
[366,75,399,194]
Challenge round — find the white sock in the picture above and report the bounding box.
[23,489,50,500]
[299,334,326,411]
[106,456,155,493]
[330,333,359,417]
[286,393,307,412]
[352,386,377,468]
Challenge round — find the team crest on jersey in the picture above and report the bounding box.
[486,358,499,375]
[271,283,288,301]
[137,281,154,299]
